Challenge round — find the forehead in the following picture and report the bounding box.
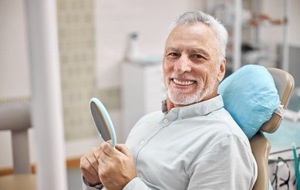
[165,22,217,51]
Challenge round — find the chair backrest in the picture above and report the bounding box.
[0,101,31,174]
[250,68,294,190]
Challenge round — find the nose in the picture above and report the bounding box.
[174,55,191,74]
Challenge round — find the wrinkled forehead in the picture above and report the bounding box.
[165,23,220,54]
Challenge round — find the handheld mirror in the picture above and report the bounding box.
[90,97,117,147]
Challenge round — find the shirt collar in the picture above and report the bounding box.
[161,95,224,119]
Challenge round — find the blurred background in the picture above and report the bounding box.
[0,0,299,189]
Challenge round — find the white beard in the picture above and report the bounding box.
[167,78,217,105]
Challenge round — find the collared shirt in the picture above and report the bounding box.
[83,95,257,190]
[123,95,257,190]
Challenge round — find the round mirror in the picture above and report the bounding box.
[90,98,117,147]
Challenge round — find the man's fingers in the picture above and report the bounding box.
[100,142,131,158]
[86,156,98,174]
[82,166,97,179]
[115,144,131,157]
[100,141,115,156]
[80,146,102,174]
[80,149,102,185]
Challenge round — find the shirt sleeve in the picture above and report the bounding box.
[82,176,103,190]
[122,177,152,190]
[186,135,257,190]
[82,176,152,190]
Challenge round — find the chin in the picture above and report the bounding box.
[168,91,201,106]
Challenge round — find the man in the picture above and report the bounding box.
[80,11,257,190]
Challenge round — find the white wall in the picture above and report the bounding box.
[0,0,31,100]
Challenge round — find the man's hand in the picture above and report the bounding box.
[80,146,102,186]
[98,142,137,190]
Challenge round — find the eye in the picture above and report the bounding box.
[166,52,180,58]
[190,54,205,60]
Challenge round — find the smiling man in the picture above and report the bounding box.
[163,19,225,106]
[80,11,257,190]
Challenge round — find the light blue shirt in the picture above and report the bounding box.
[83,95,257,190]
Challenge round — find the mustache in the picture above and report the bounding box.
[169,73,196,81]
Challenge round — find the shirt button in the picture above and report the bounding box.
[140,140,145,145]
[164,119,168,124]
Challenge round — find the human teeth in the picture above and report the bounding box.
[173,79,194,86]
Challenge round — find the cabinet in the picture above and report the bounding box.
[121,62,165,141]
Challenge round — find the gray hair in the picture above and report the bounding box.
[171,11,228,60]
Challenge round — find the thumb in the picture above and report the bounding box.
[115,144,131,157]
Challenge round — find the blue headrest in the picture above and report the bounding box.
[218,65,280,139]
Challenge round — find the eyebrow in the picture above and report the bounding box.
[165,47,180,53]
[165,47,211,59]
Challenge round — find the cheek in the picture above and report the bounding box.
[162,61,173,76]
[162,62,170,85]
[204,72,219,89]
[163,59,170,68]
[194,67,208,80]
[195,68,215,88]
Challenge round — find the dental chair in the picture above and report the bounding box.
[219,65,294,190]
[250,68,294,190]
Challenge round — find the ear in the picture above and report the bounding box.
[217,59,226,82]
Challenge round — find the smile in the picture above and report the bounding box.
[172,78,195,86]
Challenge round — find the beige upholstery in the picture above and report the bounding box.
[250,68,294,190]
[0,101,31,174]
